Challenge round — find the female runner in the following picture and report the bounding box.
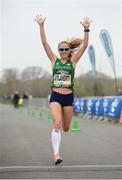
[34,15,92,165]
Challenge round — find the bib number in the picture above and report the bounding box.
[54,74,71,87]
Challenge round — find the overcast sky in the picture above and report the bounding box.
[0,0,122,78]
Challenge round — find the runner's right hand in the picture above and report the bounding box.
[34,15,46,26]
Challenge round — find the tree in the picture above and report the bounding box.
[21,66,50,81]
[1,68,19,94]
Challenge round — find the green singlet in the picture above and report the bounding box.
[52,58,74,91]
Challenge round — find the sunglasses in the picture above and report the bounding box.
[58,48,70,52]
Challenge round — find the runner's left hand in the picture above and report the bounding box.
[80,17,92,29]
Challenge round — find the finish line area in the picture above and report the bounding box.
[1,165,122,173]
[0,105,122,178]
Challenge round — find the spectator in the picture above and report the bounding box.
[13,91,20,108]
[117,88,122,96]
[23,92,29,107]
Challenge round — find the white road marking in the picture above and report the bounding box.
[0,165,122,172]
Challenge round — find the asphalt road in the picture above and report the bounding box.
[0,104,122,179]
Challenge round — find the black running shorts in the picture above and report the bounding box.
[49,91,74,107]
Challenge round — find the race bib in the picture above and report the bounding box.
[54,71,71,87]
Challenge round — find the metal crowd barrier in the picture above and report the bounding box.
[9,97,50,121]
[2,96,122,123]
[73,96,122,123]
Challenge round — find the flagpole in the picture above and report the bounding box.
[94,78,97,96]
[111,56,118,95]
[115,77,118,95]
[113,69,118,95]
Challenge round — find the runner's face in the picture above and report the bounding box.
[58,43,71,59]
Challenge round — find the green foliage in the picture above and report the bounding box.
[74,71,117,97]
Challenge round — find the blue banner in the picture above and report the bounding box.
[108,97,122,119]
[73,97,122,121]
[79,98,87,114]
[102,98,114,117]
[88,45,96,79]
[86,98,97,115]
[99,29,116,76]
[94,98,104,116]
[73,98,81,113]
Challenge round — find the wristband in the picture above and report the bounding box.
[84,29,90,32]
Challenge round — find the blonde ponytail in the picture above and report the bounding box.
[67,38,82,51]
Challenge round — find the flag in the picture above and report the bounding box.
[99,29,116,76]
[88,45,96,79]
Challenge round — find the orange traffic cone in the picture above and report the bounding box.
[119,109,122,124]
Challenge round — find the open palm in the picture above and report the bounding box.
[80,17,92,29]
[34,15,46,25]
